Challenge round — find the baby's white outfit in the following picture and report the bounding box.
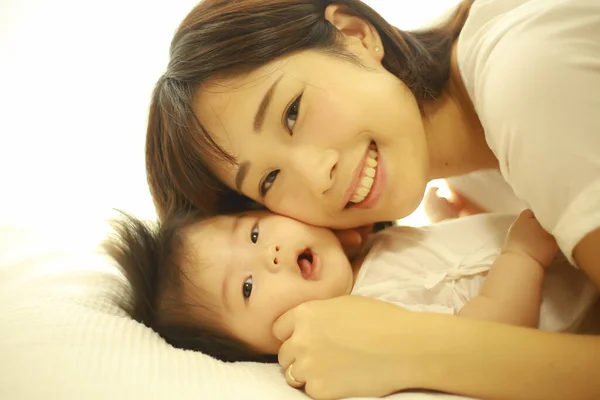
[351,214,598,332]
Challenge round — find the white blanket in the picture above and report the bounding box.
[0,224,472,400]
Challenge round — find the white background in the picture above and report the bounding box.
[0,0,459,227]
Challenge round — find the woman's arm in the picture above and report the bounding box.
[411,313,600,400]
[274,296,600,400]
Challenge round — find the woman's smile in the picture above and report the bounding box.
[343,141,385,210]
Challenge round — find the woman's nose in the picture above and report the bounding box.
[289,147,338,197]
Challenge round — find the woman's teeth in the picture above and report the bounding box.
[350,145,378,204]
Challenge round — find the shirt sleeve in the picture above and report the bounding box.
[472,5,600,265]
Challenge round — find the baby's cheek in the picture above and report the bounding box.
[266,282,325,322]
[281,284,322,308]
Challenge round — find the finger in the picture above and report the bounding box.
[424,188,460,222]
[359,224,374,236]
[444,185,465,208]
[272,307,296,343]
[277,337,296,368]
[425,185,439,198]
[334,230,364,259]
[449,189,488,215]
[516,209,535,221]
[334,229,362,247]
[285,363,305,389]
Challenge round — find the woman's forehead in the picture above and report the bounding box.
[193,50,326,118]
[195,74,279,124]
[192,71,283,157]
[195,58,287,110]
[192,61,304,166]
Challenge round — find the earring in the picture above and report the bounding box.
[375,46,381,52]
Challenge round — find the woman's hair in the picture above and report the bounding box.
[103,211,276,363]
[146,0,474,220]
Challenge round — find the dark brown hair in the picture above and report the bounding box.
[146,0,474,220]
[103,211,276,363]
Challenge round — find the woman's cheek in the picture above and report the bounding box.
[303,91,355,144]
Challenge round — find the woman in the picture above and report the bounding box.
[145,0,600,398]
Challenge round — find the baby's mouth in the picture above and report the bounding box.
[297,248,318,280]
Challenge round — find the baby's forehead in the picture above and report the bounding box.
[193,210,274,230]
[183,209,273,257]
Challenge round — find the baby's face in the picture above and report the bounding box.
[184,211,354,354]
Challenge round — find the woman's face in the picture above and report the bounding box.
[194,40,430,229]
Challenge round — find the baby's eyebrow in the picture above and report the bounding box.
[221,214,247,312]
[221,267,233,313]
[231,214,243,236]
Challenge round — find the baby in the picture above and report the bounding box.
[104,209,595,363]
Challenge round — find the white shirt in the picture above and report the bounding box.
[351,214,598,332]
[456,0,600,264]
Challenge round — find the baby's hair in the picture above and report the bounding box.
[103,210,276,363]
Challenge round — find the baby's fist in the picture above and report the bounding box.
[503,210,559,267]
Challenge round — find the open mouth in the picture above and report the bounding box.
[345,142,379,208]
[297,248,319,280]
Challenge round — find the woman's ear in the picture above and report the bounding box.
[324,4,384,62]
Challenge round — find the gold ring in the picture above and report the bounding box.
[286,364,303,387]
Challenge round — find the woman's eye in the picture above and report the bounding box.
[260,170,279,196]
[285,95,302,133]
[250,223,259,244]
[242,277,253,299]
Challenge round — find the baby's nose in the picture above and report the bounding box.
[268,245,280,270]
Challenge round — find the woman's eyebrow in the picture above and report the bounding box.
[238,75,284,191]
[235,161,251,192]
[253,75,283,132]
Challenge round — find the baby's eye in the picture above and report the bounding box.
[250,223,259,243]
[260,170,279,197]
[285,95,302,133]
[242,276,253,299]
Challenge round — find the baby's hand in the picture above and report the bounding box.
[334,225,373,260]
[503,209,559,268]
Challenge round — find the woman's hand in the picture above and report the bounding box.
[332,225,373,259]
[273,296,420,400]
